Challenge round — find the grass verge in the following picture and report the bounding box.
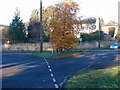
[62,66,120,88]
[29,50,85,58]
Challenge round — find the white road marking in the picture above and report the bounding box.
[80,65,92,70]
[86,55,96,57]
[46,62,49,65]
[44,58,59,88]
[86,53,108,57]
[48,65,50,68]
[97,53,107,55]
[51,73,54,77]
[44,59,49,64]
[55,84,59,88]
[49,69,52,72]
[53,78,56,82]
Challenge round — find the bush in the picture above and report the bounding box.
[81,33,93,42]
[91,31,104,40]
[80,31,104,42]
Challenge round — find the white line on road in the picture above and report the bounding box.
[44,58,59,88]
[44,59,49,65]
[49,69,52,72]
[46,62,49,65]
[48,65,51,68]
[97,53,107,55]
[55,84,59,88]
[86,53,108,57]
[53,78,56,82]
[80,65,92,70]
[51,73,54,77]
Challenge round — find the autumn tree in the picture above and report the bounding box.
[28,6,55,42]
[42,6,56,42]
[50,0,79,52]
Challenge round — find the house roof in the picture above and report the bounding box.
[103,21,118,26]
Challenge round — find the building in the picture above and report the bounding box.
[75,18,119,39]
[74,17,100,38]
[101,21,118,38]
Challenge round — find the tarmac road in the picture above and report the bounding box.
[1,50,119,88]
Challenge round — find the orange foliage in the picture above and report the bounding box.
[50,0,79,52]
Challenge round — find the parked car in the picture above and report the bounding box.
[110,43,120,49]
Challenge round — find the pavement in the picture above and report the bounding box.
[1,50,119,88]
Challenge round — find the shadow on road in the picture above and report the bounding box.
[2,53,54,88]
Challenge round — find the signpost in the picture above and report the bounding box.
[49,27,54,54]
[49,27,54,32]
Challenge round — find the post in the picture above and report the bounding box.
[98,18,101,48]
[52,11,54,54]
[49,27,54,54]
[40,0,43,53]
[52,44,54,54]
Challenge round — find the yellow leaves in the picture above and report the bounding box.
[49,0,80,52]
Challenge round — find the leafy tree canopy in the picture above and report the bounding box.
[85,17,96,24]
[27,6,55,42]
[8,8,27,43]
[50,0,79,52]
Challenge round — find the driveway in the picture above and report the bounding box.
[1,50,119,88]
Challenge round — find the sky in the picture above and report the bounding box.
[0,0,119,25]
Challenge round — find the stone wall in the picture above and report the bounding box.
[2,43,52,51]
[2,41,117,51]
[78,41,117,49]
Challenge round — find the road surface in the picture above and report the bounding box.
[1,50,119,88]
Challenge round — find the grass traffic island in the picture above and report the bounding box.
[62,66,119,88]
[29,50,88,58]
